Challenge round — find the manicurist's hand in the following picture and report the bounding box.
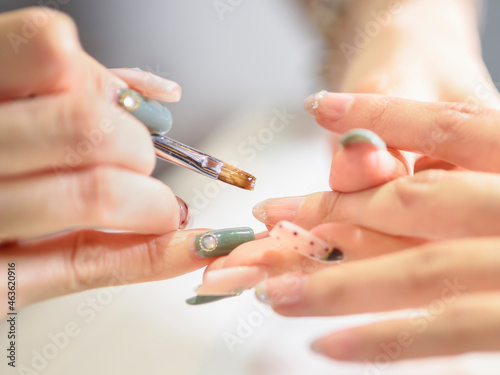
[0,7,212,315]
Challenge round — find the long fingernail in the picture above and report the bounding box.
[304,91,353,119]
[255,274,306,306]
[339,129,387,150]
[252,197,304,226]
[111,68,181,102]
[270,221,342,262]
[117,88,173,135]
[196,266,267,296]
[185,294,237,305]
[194,227,255,258]
[176,196,192,230]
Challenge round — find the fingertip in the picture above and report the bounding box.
[312,331,357,361]
[330,143,408,192]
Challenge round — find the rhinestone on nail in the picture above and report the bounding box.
[199,234,218,252]
[119,91,140,112]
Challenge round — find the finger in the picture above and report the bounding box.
[0,166,180,238]
[331,129,410,192]
[255,238,500,316]
[198,221,422,296]
[109,68,181,102]
[305,91,500,173]
[0,8,82,100]
[0,228,212,311]
[0,92,156,176]
[312,293,500,362]
[255,170,500,240]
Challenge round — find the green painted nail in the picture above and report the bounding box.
[185,294,237,305]
[339,129,387,150]
[117,88,172,136]
[195,227,255,258]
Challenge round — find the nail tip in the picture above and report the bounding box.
[252,200,268,223]
[185,294,238,305]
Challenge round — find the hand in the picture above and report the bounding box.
[305,0,500,178]
[0,8,209,315]
[196,96,500,362]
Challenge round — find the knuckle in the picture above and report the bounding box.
[433,102,482,142]
[27,8,79,82]
[391,170,445,211]
[68,230,110,290]
[68,230,166,291]
[367,95,392,133]
[71,166,119,224]
[58,95,101,152]
[317,192,344,223]
[404,246,449,293]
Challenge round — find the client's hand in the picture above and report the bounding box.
[199,95,500,362]
[0,8,209,316]
[307,0,500,179]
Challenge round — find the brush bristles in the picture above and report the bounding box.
[218,163,256,190]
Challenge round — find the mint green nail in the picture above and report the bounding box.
[339,129,387,150]
[185,294,237,305]
[118,88,172,135]
[195,227,255,258]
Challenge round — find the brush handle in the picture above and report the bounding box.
[152,135,222,179]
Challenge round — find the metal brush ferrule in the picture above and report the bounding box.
[151,135,223,179]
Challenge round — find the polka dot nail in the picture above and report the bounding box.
[270,221,342,262]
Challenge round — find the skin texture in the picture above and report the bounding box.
[0,7,211,316]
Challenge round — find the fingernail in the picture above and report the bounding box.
[304,90,327,116]
[111,68,181,102]
[255,274,306,306]
[304,91,353,119]
[252,197,304,226]
[194,227,255,258]
[176,196,192,230]
[270,221,343,262]
[117,88,173,135]
[339,129,387,150]
[196,266,267,296]
[185,294,237,305]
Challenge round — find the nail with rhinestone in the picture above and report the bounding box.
[304,90,327,116]
[270,221,343,262]
[304,91,354,120]
[117,88,173,136]
[194,227,255,258]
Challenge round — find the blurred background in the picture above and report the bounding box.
[1,1,500,374]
